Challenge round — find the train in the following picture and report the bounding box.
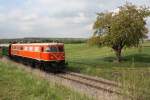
[0,43,66,72]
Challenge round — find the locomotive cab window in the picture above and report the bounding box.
[45,47,51,52]
[58,46,64,52]
[51,46,58,52]
[44,46,58,52]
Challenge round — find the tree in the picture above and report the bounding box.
[89,3,150,62]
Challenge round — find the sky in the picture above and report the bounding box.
[0,0,150,39]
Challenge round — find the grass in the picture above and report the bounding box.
[65,42,150,99]
[0,41,150,99]
[65,43,150,74]
[0,61,90,100]
[0,48,2,57]
[65,43,150,78]
[142,40,150,47]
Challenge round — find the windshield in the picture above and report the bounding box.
[44,46,64,52]
[51,46,58,52]
[58,46,64,52]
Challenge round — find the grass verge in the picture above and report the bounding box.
[0,61,90,100]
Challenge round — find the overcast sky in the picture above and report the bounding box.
[0,0,150,39]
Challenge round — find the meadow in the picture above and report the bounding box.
[0,41,150,100]
[0,61,90,100]
[65,41,150,99]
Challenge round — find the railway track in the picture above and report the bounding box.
[56,71,121,95]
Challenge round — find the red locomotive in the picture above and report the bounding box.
[9,43,66,72]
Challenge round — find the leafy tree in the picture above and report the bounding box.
[89,3,150,62]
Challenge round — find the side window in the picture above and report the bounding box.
[13,46,16,49]
[24,46,28,51]
[34,47,40,52]
[29,46,33,51]
[16,46,19,50]
[17,46,19,50]
[51,46,57,52]
[45,47,51,52]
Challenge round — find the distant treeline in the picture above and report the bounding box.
[0,38,87,44]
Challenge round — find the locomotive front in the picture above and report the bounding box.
[41,43,66,71]
[44,43,65,61]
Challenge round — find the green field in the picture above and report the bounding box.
[0,41,150,100]
[65,42,150,99]
[0,61,90,100]
[65,43,150,79]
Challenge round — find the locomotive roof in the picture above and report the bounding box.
[11,43,64,46]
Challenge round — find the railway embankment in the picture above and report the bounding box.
[0,57,127,100]
[0,57,91,100]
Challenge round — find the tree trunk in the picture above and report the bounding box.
[114,48,122,62]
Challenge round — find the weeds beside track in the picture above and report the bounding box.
[1,57,123,100]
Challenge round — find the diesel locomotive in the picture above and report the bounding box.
[1,43,66,72]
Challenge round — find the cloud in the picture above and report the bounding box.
[0,0,149,38]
